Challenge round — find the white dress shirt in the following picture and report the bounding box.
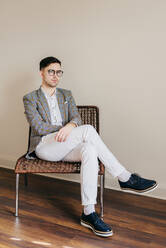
[41,86,63,126]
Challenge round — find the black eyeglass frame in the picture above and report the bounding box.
[47,69,64,77]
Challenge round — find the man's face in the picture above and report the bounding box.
[40,63,62,88]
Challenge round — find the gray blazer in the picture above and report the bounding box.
[23,86,82,158]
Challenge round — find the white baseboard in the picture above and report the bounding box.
[1,156,166,200]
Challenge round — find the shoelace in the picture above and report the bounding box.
[130,173,142,185]
[92,213,109,228]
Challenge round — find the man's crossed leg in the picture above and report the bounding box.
[35,124,157,237]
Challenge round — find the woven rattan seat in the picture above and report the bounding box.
[15,106,105,218]
[15,155,104,174]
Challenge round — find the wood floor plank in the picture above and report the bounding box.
[0,167,165,248]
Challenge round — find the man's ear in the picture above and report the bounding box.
[39,69,43,77]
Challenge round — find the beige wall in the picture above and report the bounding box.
[0,0,166,199]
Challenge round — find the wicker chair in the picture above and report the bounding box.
[15,106,105,218]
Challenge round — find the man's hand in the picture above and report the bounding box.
[54,122,76,142]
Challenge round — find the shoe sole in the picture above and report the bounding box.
[80,220,113,237]
[120,182,158,193]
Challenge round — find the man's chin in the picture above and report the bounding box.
[49,83,58,88]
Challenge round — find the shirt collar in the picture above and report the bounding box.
[41,86,56,99]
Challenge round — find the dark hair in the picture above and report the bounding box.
[39,56,61,70]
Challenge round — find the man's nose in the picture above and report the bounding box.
[53,73,58,79]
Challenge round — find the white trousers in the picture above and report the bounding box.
[35,124,126,205]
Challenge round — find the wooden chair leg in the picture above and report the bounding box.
[15,173,19,217]
[100,174,104,220]
[24,174,28,187]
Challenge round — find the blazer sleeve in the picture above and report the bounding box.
[23,94,62,136]
[67,91,82,126]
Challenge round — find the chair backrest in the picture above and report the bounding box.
[27,105,99,153]
[77,105,99,133]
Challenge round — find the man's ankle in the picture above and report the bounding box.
[83,204,95,215]
[118,170,131,182]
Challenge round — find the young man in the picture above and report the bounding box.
[23,56,157,237]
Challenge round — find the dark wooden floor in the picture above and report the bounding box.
[0,167,166,248]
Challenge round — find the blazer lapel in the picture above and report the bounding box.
[37,87,51,123]
[56,88,66,125]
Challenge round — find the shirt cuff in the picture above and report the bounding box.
[69,121,78,127]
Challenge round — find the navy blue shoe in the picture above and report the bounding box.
[118,173,157,193]
[80,212,113,237]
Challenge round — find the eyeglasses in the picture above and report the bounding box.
[47,69,63,77]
